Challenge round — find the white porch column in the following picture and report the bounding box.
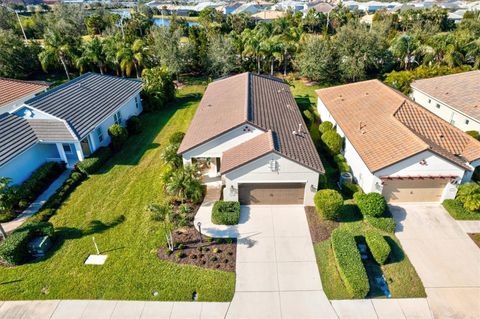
[56,143,68,163]
[74,142,84,161]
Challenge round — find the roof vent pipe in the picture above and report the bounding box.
[298,123,303,134]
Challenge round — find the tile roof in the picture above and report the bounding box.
[221,130,275,174]
[26,73,142,139]
[179,72,324,173]
[0,114,37,167]
[411,71,480,120]
[316,80,480,172]
[28,120,76,142]
[0,78,48,107]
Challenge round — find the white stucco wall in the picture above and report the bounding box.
[222,152,320,205]
[86,94,143,153]
[411,89,480,132]
[182,124,263,160]
[0,143,59,185]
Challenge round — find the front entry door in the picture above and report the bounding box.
[80,137,92,157]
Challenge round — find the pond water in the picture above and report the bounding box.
[110,10,199,27]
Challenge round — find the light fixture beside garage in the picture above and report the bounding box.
[269,160,278,172]
[419,159,428,166]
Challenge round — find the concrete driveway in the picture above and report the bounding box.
[226,205,337,319]
[390,204,480,319]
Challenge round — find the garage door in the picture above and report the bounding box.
[382,178,448,202]
[238,183,305,205]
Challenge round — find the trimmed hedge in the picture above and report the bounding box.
[29,171,86,223]
[334,154,351,173]
[126,116,142,135]
[365,230,391,265]
[16,162,66,210]
[321,130,343,156]
[365,215,396,233]
[314,189,343,220]
[169,131,185,144]
[212,201,240,225]
[0,221,54,265]
[341,182,363,198]
[319,121,334,134]
[76,147,112,175]
[354,192,386,217]
[303,109,315,125]
[331,229,369,298]
[108,124,128,151]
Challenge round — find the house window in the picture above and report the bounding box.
[465,119,470,125]
[113,111,122,125]
[63,144,72,154]
[135,96,140,109]
[96,127,104,143]
[428,99,431,103]
[436,103,441,109]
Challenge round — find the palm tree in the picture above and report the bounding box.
[146,203,175,251]
[103,34,122,76]
[260,38,281,75]
[116,39,146,78]
[160,143,182,169]
[76,36,106,74]
[38,29,77,80]
[272,20,302,76]
[389,34,418,70]
[242,28,262,74]
[465,38,480,68]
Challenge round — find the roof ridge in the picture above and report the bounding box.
[0,77,49,87]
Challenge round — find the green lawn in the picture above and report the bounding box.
[0,81,236,301]
[313,203,426,299]
[443,199,480,220]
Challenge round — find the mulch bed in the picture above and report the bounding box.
[304,206,339,243]
[468,233,480,248]
[158,227,236,272]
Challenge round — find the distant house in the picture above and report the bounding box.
[252,10,286,21]
[0,78,49,115]
[411,71,480,133]
[317,80,480,203]
[178,73,324,206]
[0,73,142,184]
[305,2,335,14]
[233,3,268,15]
[218,2,243,15]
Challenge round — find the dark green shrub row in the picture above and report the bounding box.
[321,130,343,156]
[29,171,86,223]
[169,131,185,144]
[303,109,315,125]
[16,162,66,210]
[108,124,128,152]
[354,192,386,217]
[0,221,54,265]
[365,230,391,265]
[126,116,142,135]
[331,229,369,298]
[334,154,351,173]
[365,215,396,233]
[212,201,240,225]
[319,121,333,134]
[76,147,112,175]
[314,189,343,220]
[341,182,363,198]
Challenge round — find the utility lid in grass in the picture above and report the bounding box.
[85,254,108,265]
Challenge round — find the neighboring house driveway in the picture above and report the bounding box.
[390,204,480,319]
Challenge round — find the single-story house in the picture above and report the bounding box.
[411,71,480,132]
[317,80,480,203]
[0,73,143,184]
[0,78,49,115]
[178,72,324,206]
[252,10,287,21]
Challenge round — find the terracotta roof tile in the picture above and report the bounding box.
[0,78,48,108]
[316,80,480,172]
[411,71,480,120]
[221,130,274,173]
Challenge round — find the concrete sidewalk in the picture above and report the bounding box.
[1,170,71,234]
[457,220,480,233]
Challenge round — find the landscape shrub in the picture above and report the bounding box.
[354,192,386,217]
[76,147,112,175]
[303,109,314,125]
[365,230,391,265]
[314,189,343,220]
[212,201,240,225]
[126,116,142,135]
[319,121,334,134]
[442,199,480,220]
[341,182,363,198]
[331,228,369,298]
[455,183,480,212]
[321,130,343,156]
[108,124,128,151]
[15,162,66,210]
[169,131,185,144]
[365,215,396,233]
[0,221,54,265]
[334,154,351,173]
[466,130,480,141]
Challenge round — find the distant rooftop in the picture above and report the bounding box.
[0,78,48,107]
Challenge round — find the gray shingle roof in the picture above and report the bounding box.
[0,114,37,167]
[26,73,142,139]
[28,120,76,142]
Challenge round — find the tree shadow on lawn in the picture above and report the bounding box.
[355,236,387,298]
[28,215,126,264]
[295,95,314,112]
[385,236,405,264]
[93,92,203,172]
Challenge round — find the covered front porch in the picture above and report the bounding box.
[45,142,85,168]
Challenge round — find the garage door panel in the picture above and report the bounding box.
[239,183,305,205]
[382,179,447,202]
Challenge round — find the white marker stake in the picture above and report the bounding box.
[92,237,100,255]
